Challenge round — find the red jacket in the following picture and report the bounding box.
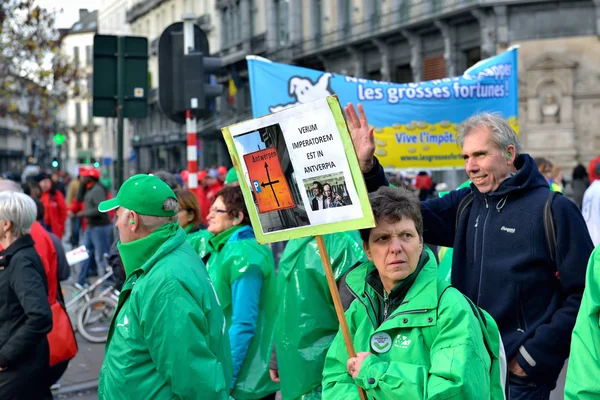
[0,222,58,305]
[41,190,67,239]
[589,156,600,182]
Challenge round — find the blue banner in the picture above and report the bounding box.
[247,48,518,169]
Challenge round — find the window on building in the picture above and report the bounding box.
[422,55,446,80]
[87,74,93,96]
[85,45,92,66]
[394,64,413,83]
[465,47,481,71]
[367,70,382,81]
[312,0,322,43]
[275,0,289,47]
[339,0,351,34]
[75,102,82,126]
[221,7,231,47]
[73,46,80,66]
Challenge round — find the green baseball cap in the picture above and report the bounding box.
[225,167,238,184]
[98,174,177,217]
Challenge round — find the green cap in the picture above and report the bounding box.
[98,174,177,217]
[225,167,238,184]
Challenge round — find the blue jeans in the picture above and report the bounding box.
[77,224,113,285]
[509,373,551,400]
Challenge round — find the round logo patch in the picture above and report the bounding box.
[370,332,392,353]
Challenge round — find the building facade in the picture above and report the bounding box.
[59,9,105,176]
[122,0,600,179]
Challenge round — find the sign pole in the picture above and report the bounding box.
[315,235,367,400]
[116,36,125,190]
[182,16,202,203]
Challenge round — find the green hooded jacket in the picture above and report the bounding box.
[276,231,367,400]
[98,227,232,400]
[565,246,600,399]
[322,248,505,400]
[206,225,279,399]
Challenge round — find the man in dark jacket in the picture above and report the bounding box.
[344,103,594,399]
[75,168,113,286]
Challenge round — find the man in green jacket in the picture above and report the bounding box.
[270,232,366,400]
[565,246,600,399]
[97,174,232,400]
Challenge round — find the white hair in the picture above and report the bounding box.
[122,198,179,233]
[0,191,37,235]
[457,112,523,156]
[0,180,24,193]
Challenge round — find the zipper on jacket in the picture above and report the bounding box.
[476,197,491,306]
[383,292,389,320]
[386,308,429,323]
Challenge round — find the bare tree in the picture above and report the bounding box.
[0,0,78,131]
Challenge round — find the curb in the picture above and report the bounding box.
[55,379,99,396]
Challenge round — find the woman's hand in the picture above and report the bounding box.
[347,352,371,379]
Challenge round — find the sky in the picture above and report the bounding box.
[35,0,101,29]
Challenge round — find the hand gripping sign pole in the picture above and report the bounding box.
[316,236,367,400]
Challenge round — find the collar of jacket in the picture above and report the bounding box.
[209,224,243,251]
[346,247,439,329]
[0,234,35,267]
[365,250,429,325]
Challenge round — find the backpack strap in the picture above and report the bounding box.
[544,191,559,263]
[455,191,474,230]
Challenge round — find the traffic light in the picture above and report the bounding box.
[93,161,100,168]
[51,157,59,168]
[158,22,223,123]
[53,132,66,146]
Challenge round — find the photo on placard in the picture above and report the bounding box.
[303,172,353,211]
[235,123,310,233]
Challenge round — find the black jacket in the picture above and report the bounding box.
[366,155,594,386]
[83,181,111,226]
[0,234,52,397]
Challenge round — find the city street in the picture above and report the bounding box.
[54,334,103,399]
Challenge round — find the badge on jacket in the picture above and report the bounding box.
[371,332,392,353]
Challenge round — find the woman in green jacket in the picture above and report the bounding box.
[205,186,278,400]
[175,188,213,258]
[322,186,506,400]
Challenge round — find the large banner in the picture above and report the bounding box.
[247,47,518,170]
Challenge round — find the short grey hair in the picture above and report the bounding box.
[0,191,37,235]
[0,180,24,193]
[457,112,523,156]
[124,198,179,233]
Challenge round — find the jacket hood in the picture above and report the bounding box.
[471,154,549,200]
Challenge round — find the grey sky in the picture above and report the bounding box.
[35,0,100,29]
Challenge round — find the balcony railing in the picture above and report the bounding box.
[293,0,484,58]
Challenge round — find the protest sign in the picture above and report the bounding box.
[222,95,375,244]
[247,47,519,170]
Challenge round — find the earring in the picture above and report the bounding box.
[131,219,135,225]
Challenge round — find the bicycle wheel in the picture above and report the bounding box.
[77,296,117,344]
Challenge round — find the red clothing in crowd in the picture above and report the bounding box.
[40,190,67,239]
[415,174,433,190]
[589,156,600,182]
[0,222,58,305]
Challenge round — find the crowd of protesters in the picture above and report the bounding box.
[1,104,600,400]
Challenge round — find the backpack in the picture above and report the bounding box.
[456,190,560,263]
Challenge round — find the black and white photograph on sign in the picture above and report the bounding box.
[303,172,353,211]
[235,123,310,233]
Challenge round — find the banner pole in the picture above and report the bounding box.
[316,235,367,400]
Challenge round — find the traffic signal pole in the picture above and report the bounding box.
[183,16,202,205]
[116,36,125,190]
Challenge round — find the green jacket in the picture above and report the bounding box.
[276,232,366,400]
[98,228,232,400]
[206,225,278,399]
[565,246,600,399]
[186,227,213,259]
[322,248,505,400]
